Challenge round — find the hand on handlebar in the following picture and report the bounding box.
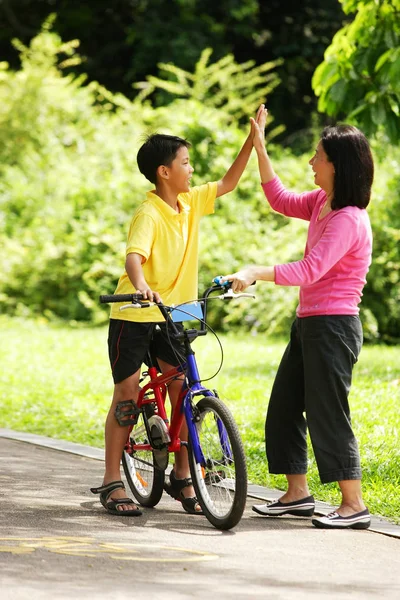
[219,268,257,293]
[135,285,162,304]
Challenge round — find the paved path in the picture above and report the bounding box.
[1,430,399,600]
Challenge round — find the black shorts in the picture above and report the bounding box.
[108,319,185,384]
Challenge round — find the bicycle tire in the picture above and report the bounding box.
[188,395,247,530]
[122,410,165,507]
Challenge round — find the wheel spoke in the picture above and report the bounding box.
[122,411,165,507]
[188,396,247,530]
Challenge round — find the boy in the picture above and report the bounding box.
[91,109,261,515]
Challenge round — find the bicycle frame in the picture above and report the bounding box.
[130,351,224,467]
[125,290,234,467]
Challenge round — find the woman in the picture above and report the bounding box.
[222,108,374,529]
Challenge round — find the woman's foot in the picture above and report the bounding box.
[252,495,315,517]
[312,507,370,529]
[335,502,367,518]
[278,491,311,504]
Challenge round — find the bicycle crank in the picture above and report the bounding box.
[148,415,170,470]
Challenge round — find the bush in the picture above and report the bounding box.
[362,138,400,343]
[0,25,399,342]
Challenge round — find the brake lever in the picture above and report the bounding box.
[119,302,153,310]
[216,289,256,300]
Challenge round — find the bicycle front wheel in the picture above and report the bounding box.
[188,395,247,530]
[122,410,165,507]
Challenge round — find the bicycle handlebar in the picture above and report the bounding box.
[100,293,145,304]
[99,278,255,340]
[99,277,255,306]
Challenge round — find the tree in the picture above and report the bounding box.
[135,47,284,138]
[312,0,400,142]
[0,0,345,142]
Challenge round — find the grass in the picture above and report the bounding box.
[1,316,399,524]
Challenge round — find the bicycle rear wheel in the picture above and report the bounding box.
[122,409,165,507]
[188,395,247,530]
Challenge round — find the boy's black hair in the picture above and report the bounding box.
[321,125,374,210]
[137,133,191,184]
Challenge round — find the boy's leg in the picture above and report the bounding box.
[103,370,141,512]
[156,358,201,510]
[151,324,201,512]
[105,319,154,512]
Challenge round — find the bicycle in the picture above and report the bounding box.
[100,278,255,530]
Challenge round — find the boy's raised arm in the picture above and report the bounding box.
[216,104,266,198]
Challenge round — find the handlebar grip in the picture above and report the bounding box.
[213,276,232,289]
[100,293,144,304]
[213,276,256,288]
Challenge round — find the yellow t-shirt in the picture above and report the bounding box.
[110,182,217,322]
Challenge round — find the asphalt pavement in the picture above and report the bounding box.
[1,428,399,600]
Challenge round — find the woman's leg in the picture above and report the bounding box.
[260,320,313,504]
[283,474,311,503]
[301,316,366,516]
[337,480,366,515]
[252,320,318,516]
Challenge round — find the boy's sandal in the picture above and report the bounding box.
[164,470,203,515]
[90,480,142,517]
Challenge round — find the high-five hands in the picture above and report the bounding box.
[250,104,268,152]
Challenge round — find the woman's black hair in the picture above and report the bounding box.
[137,133,191,184]
[321,125,374,209]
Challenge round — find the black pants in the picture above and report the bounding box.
[265,315,363,483]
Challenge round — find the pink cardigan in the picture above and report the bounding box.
[261,176,372,317]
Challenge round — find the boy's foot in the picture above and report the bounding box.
[252,495,315,517]
[90,480,142,516]
[312,508,370,529]
[164,470,203,515]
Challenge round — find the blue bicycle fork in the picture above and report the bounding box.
[184,353,233,466]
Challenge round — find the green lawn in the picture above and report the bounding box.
[1,316,399,523]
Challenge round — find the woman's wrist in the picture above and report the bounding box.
[254,266,275,282]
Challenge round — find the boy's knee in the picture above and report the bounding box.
[114,372,140,397]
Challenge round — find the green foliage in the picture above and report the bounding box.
[0,25,399,342]
[362,137,400,342]
[0,25,293,332]
[0,24,149,322]
[0,1,346,140]
[135,47,284,137]
[312,0,400,142]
